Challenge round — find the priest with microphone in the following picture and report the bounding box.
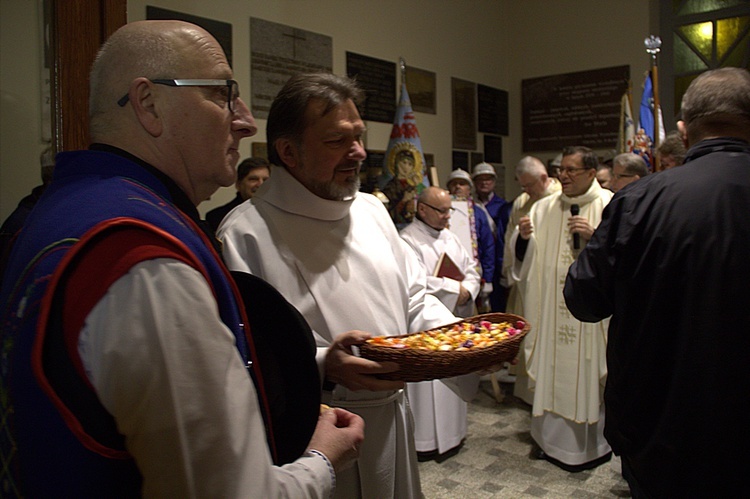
[507,146,612,472]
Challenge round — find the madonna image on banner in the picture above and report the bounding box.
[381,142,425,227]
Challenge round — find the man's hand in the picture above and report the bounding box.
[457,284,471,305]
[568,215,595,244]
[518,216,533,240]
[307,407,365,473]
[325,330,405,392]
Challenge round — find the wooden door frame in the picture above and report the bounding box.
[50,0,126,152]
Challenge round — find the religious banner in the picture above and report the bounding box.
[617,91,636,154]
[378,61,429,228]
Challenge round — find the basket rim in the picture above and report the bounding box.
[361,312,530,350]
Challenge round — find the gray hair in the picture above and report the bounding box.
[613,153,649,177]
[657,131,687,165]
[515,155,547,178]
[680,67,750,141]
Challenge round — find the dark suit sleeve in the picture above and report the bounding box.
[563,200,620,322]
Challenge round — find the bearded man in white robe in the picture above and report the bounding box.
[399,187,481,456]
[508,146,612,471]
[218,73,458,499]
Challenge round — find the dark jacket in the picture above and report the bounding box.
[564,138,750,497]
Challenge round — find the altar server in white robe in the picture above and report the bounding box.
[219,73,460,499]
[508,146,613,471]
[399,187,481,455]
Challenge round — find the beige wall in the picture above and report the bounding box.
[1,0,654,221]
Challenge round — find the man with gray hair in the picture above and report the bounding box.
[503,156,560,403]
[657,130,687,169]
[565,67,750,497]
[610,153,648,193]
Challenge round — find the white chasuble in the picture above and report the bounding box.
[509,180,612,424]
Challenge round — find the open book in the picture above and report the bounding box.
[433,252,465,281]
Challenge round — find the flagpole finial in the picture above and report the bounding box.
[644,35,662,63]
[399,57,406,86]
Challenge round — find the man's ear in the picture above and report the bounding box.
[129,78,162,137]
[677,120,689,147]
[276,138,300,169]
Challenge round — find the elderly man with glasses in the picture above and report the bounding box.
[507,145,613,472]
[0,21,365,497]
[611,152,649,193]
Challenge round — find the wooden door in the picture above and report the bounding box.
[50,0,126,152]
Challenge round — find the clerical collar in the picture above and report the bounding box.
[256,165,356,221]
[413,216,442,237]
[89,143,200,221]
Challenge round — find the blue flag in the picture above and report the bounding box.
[639,73,656,143]
[378,82,429,227]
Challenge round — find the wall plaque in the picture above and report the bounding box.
[147,7,232,66]
[522,65,630,152]
[250,18,332,119]
[346,52,396,123]
[452,150,469,170]
[478,84,508,135]
[406,66,437,114]
[484,135,502,163]
[452,78,477,150]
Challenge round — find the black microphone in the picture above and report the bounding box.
[570,204,580,249]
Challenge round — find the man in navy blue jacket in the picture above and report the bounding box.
[564,67,750,498]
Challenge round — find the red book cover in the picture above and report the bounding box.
[433,252,465,281]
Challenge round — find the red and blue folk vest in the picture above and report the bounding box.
[0,150,276,497]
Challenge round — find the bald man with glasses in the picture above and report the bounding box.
[399,186,481,459]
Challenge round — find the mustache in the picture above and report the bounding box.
[335,161,361,172]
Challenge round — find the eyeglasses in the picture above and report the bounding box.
[612,173,637,180]
[420,202,454,215]
[558,167,589,176]
[117,79,240,113]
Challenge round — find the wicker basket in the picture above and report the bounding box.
[358,313,530,382]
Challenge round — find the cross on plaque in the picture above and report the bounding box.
[283,29,306,58]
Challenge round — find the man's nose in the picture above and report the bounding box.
[233,98,258,137]
[348,140,367,161]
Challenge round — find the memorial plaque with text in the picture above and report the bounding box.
[478,84,508,135]
[346,52,396,123]
[250,18,332,119]
[148,7,232,66]
[522,65,629,152]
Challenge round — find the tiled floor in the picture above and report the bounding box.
[417,380,631,498]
